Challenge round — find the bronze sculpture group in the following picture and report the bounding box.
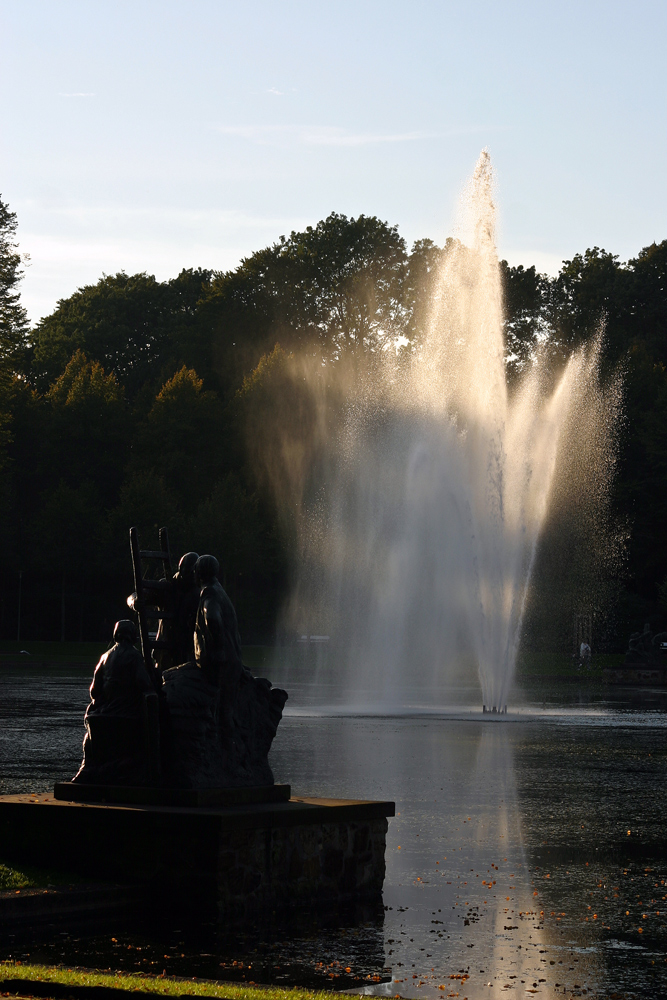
[624,623,667,668]
[73,531,287,789]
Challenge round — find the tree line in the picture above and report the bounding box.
[0,196,665,647]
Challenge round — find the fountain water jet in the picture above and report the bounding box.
[273,151,619,712]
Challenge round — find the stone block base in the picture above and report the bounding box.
[217,818,388,917]
[0,794,393,921]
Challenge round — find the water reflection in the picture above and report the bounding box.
[0,668,89,795]
[1,666,666,998]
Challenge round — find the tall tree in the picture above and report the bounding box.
[45,350,130,501]
[0,194,29,368]
[32,480,103,641]
[0,195,30,473]
[129,366,228,517]
[403,238,446,345]
[547,248,628,358]
[626,240,667,365]
[500,260,551,379]
[200,213,408,391]
[32,268,213,397]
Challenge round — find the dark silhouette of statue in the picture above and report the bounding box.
[193,554,243,717]
[127,551,200,672]
[156,550,200,670]
[71,539,287,791]
[625,623,667,667]
[163,554,287,788]
[73,620,159,785]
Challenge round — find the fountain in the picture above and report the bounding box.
[271,151,619,713]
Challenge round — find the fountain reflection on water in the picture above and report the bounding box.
[279,151,618,712]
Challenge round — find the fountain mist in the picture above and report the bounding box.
[266,152,619,711]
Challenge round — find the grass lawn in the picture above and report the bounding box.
[0,859,91,890]
[0,862,34,890]
[0,963,335,1000]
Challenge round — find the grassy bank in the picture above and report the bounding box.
[0,641,107,663]
[0,643,273,670]
[0,640,624,681]
[0,862,34,890]
[0,859,90,890]
[0,964,333,1000]
[515,650,624,680]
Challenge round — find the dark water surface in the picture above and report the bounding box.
[1,665,666,999]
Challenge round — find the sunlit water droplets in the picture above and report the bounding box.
[281,151,618,711]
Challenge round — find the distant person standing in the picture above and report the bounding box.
[579,641,591,668]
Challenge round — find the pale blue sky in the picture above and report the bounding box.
[1,0,666,323]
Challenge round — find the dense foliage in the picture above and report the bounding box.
[1,195,666,647]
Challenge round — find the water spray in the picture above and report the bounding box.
[268,151,620,712]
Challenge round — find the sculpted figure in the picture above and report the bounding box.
[155,551,200,670]
[625,624,667,667]
[73,620,157,785]
[194,554,244,720]
[87,619,152,717]
[162,553,287,788]
[127,551,200,672]
[70,535,288,791]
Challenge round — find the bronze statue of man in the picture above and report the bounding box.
[194,554,245,738]
[162,554,288,787]
[87,619,153,717]
[127,551,200,671]
[73,619,155,784]
[155,550,200,670]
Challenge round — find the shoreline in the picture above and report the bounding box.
[0,964,338,1000]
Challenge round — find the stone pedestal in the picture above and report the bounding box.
[0,793,393,921]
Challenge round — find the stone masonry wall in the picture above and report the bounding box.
[217,819,388,918]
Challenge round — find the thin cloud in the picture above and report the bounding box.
[58,92,96,97]
[213,124,437,146]
[303,127,435,146]
[267,87,284,96]
[214,125,277,142]
[21,204,306,234]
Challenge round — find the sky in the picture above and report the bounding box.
[1,0,666,324]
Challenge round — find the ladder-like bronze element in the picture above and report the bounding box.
[129,525,173,683]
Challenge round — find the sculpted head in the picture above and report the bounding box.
[195,554,220,587]
[113,619,138,644]
[177,551,199,586]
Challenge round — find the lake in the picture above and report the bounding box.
[1,662,666,999]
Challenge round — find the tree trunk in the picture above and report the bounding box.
[61,573,66,643]
[17,571,22,643]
